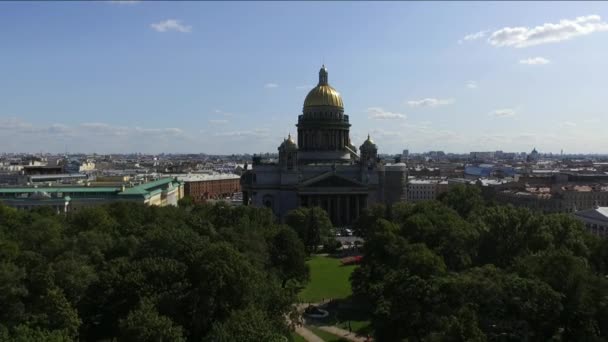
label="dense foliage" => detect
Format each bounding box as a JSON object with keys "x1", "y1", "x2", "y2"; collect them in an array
[
  {"x1": 0, "y1": 201, "x2": 308, "y2": 341},
  {"x1": 285, "y1": 206, "x2": 336, "y2": 254},
  {"x1": 353, "y1": 185, "x2": 608, "y2": 342}
]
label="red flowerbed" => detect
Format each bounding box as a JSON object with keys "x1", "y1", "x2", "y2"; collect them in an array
[{"x1": 340, "y1": 255, "x2": 363, "y2": 265}]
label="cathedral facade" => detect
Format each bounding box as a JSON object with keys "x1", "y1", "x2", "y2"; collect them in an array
[{"x1": 240, "y1": 66, "x2": 407, "y2": 225}]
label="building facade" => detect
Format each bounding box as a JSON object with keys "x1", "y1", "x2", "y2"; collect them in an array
[
  {"x1": 0, "y1": 178, "x2": 183, "y2": 213},
  {"x1": 574, "y1": 206, "x2": 608, "y2": 238},
  {"x1": 170, "y1": 174, "x2": 241, "y2": 203},
  {"x1": 406, "y1": 178, "x2": 449, "y2": 202},
  {"x1": 241, "y1": 66, "x2": 407, "y2": 225}
]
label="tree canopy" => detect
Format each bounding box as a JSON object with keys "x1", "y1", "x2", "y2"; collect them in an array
[
  {"x1": 285, "y1": 206, "x2": 335, "y2": 254},
  {"x1": 353, "y1": 185, "x2": 608, "y2": 341},
  {"x1": 0, "y1": 201, "x2": 306, "y2": 341}
]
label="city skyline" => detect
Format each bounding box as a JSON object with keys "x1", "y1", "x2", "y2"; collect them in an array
[{"x1": 1, "y1": 1, "x2": 607, "y2": 154}]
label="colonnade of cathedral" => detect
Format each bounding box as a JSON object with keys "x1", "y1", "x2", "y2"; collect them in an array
[
  {"x1": 299, "y1": 193, "x2": 367, "y2": 225},
  {"x1": 298, "y1": 129, "x2": 350, "y2": 151}
]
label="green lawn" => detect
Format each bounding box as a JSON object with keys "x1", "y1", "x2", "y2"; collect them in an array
[
  {"x1": 307, "y1": 326, "x2": 349, "y2": 342},
  {"x1": 337, "y1": 320, "x2": 372, "y2": 336},
  {"x1": 299, "y1": 255, "x2": 356, "y2": 303},
  {"x1": 291, "y1": 332, "x2": 307, "y2": 342}
]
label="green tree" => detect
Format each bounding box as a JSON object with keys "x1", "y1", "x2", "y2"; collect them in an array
[
  {"x1": 589, "y1": 236, "x2": 608, "y2": 276},
  {"x1": 433, "y1": 305, "x2": 487, "y2": 342},
  {"x1": 177, "y1": 195, "x2": 194, "y2": 208},
  {"x1": 207, "y1": 307, "x2": 287, "y2": 342},
  {"x1": 400, "y1": 201, "x2": 478, "y2": 270},
  {"x1": 269, "y1": 227, "x2": 309, "y2": 288},
  {"x1": 185, "y1": 243, "x2": 262, "y2": 339},
  {"x1": 475, "y1": 206, "x2": 548, "y2": 268},
  {"x1": 285, "y1": 207, "x2": 333, "y2": 253},
  {"x1": 0, "y1": 324, "x2": 72, "y2": 342},
  {"x1": 0, "y1": 261, "x2": 27, "y2": 327},
  {"x1": 438, "y1": 184, "x2": 485, "y2": 218},
  {"x1": 514, "y1": 249, "x2": 608, "y2": 340},
  {"x1": 32, "y1": 288, "x2": 81, "y2": 338},
  {"x1": 119, "y1": 299, "x2": 185, "y2": 342},
  {"x1": 354, "y1": 203, "x2": 388, "y2": 239}
]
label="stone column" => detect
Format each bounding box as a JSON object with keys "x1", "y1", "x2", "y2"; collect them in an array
[
  {"x1": 327, "y1": 195, "x2": 332, "y2": 222},
  {"x1": 355, "y1": 195, "x2": 360, "y2": 220},
  {"x1": 333, "y1": 131, "x2": 336, "y2": 149},
  {"x1": 346, "y1": 195, "x2": 351, "y2": 224},
  {"x1": 336, "y1": 195, "x2": 342, "y2": 226},
  {"x1": 333, "y1": 196, "x2": 338, "y2": 225}
]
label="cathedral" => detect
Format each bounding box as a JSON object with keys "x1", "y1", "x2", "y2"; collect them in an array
[{"x1": 241, "y1": 66, "x2": 407, "y2": 225}]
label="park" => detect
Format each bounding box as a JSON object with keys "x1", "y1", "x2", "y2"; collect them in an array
[{"x1": 294, "y1": 254, "x2": 372, "y2": 342}]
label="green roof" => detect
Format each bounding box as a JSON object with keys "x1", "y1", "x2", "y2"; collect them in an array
[
  {"x1": 0, "y1": 178, "x2": 181, "y2": 199},
  {"x1": 0, "y1": 187, "x2": 120, "y2": 194},
  {"x1": 118, "y1": 178, "x2": 179, "y2": 196}
]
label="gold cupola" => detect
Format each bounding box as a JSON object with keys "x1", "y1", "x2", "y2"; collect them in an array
[
  {"x1": 303, "y1": 65, "x2": 344, "y2": 109},
  {"x1": 360, "y1": 134, "x2": 377, "y2": 152}
]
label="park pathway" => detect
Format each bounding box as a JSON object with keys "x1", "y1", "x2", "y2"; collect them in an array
[
  {"x1": 295, "y1": 325, "x2": 324, "y2": 342},
  {"x1": 294, "y1": 301, "x2": 373, "y2": 341},
  {"x1": 318, "y1": 325, "x2": 369, "y2": 342}
]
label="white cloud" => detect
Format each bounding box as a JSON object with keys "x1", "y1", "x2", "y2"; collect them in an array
[
  {"x1": 164, "y1": 128, "x2": 183, "y2": 135},
  {"x1": 560, "y1": 121, "x2": 577, "y2": 127},
  {"x1": 213, "y1": 109, "x2": 233, "y2": 116},
  {"x1": 150, "y1": 19, "x2": 192, "y2": 33},
  {"x1": 209, "y1": 119, "x2": 229, "y2": 125},
  {"x1": 81, "y1": 122, "x2": 129, "y2": 136},
  {"x1": 134, "y1": 127, "x2": 184, "y2": 136},
  {"x1": 466, "y1": 81, "x2": 478, "y2": 89},
  {"x1": 79, "y1": 123, "x2": 183, "y2": 137},
  {"x1": 47, "y1": 123, "x2": 71, "y2": 134},
  {"x1": 367, "y1": 107, "x2": 406, "y2": 120},
  {"x1": 215, "y1": 128, "x2": 270, "y2": 138},
  {"x1": 264, "y1": 83, "x2": 279, "y2": 89},
  {"x1": 519, "y1": 57, "x2": 551, "y2": 65},
  {"x1": 488, "y1": 15, "x2": 608, "y2": 48},
  {"x1": 490, "y1": 109, "x2": 516, "y2": 118},
  {"x1": 407, "y1": 98, "x2": 454, "y2": 107},
  {"x1": 0, "y1": 118, "x2": 33, "y2": 131},
  {"x1": 459, "y1": 30, "x2": 488, "y2": 44},
  {"x1": 80, "y1": 122, "x2": 110, "y2": 130}
]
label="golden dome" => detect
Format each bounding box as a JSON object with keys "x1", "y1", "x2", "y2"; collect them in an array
[
  {"x1": 279, "y1": 133, "x2": 297, "y2": 150},
  {"x1": 303, "y1": 66, "x2": 344, "y2": 109},
  {"x1": 361, "y1": 134, "x2": 377, "y2": 150}
]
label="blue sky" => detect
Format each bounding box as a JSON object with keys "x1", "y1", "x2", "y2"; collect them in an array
[{"x1": 1, "y1": 1, "x2": 607, "y2": 154}]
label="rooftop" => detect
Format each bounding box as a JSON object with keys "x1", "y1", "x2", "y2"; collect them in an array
[
  {"x1": 119, "y1": 177, "x2": 179, "y2": 196},
  {"x1": 0, "y1": 178, "x2": 181, "y2": 198},
  {"x1": 0, "y1": 187, "x2": 120, "y2": 194},
  {"x1": 164, "y1": 173, "x2": 241, "y2": 182},
  {"x1": 575, "y1": 207, "x2": 608, "y2": 222}
]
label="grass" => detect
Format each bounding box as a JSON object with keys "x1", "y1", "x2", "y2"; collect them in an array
[
  {"x1": 307, "y1": 326, "x2": 349, "y2": 342},
  {"x1": 299, "y1": 255, "x2": 356, "y2": 303},
  {"x1": 336, "y1": 320, "x2": 373, "y2": 336},
  {"x1": 291, "y1": 332, "x2": 307, "y2": 342}
]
